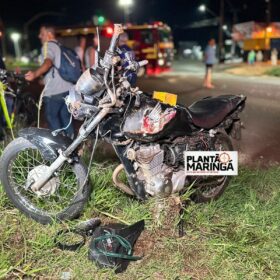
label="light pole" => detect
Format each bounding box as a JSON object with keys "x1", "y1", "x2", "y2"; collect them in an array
[
  {"x1": 198, "y1": 1, "x2": 225, "y2": 62},
  {"x1": 265, "y1": 0, "x2": 271, "y2": 25},
  {"x1": 10, "y1": 32, "x2": 21, "y2": 60},
  {"x1": 118, "y1": 0, "x2": 133, "y2": 23},
  {"x1": 218, "y1": 0, "x2": 225, "y2": 62}
]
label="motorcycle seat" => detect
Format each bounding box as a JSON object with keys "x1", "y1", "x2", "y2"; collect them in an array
[{"x1": 187, "y1": 95, "x2": 245, "y2": 129}]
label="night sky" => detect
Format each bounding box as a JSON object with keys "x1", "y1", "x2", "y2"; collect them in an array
[{"x1": 1, "y1": 0, "x2": 280, "y2": 49}]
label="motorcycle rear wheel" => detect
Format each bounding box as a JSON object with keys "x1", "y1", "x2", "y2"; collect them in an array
[
  {"x1": 0, "y1": 137, "x2": 91, "y2": 224},
  {"x1": 192, "y1": 133, "x2": 233, "y2": 203}
]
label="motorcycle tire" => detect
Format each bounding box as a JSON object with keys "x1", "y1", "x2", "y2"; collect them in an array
[
  {"x1": 0, "y1": 137, "x2": 92, "y2": 224},
  {"x1": 192, "y1": 133, "x2": 233, "y2": 203}
]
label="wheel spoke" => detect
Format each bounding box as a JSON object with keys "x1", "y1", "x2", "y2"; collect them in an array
[
  {"x1": 8, "y1": 148, "x2": 80, "y2": 216},
  {"x1": 194, "y1": 135, "x2": 231, "y2": 198}
]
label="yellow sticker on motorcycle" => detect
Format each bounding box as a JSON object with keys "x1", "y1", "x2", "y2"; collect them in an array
[{"x1": 153, "y1": 91, "x2": 177, "y2": 106}]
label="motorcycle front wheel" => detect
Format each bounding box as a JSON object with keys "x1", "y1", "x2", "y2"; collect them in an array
[{"x1": 0, "y1": 137, "x2": 92, "y2": 224}]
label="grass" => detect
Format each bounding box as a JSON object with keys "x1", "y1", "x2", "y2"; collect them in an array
[
  {"x1": 0, "y1": 158, "x2": 279, "y2": 279},
  {"x1": 225, "y1": 63, "x2": 276, "y2": 77},
  {"x1": 265, "y1": 67, "x2": 280, "y2": 77},
  {"x1": 5, "y1": 61, "x2": 39, "y2": 72}
]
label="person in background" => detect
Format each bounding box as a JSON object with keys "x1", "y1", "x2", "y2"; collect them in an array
[
  {"x1": 75, "y1": 35, "x2": 86, "y2": 71},
  {"x1": 271, "y1": 48, "x2": 278, "y2": 66},
  {"x1": 256, "y1": 50, "x2": 263, "y2": 62},
  {"x1": 247, "y1": 50, "x2": 256, "y2": 65},
  {"x1": 25, "y1": 24, "x2": 74, "y2": 138},
  {"x1": 84, "y1": 34, "x2": 98, "y2": 69},
  {"x1": 203, "y1": 38, "x2": 217, "y2": 89}
]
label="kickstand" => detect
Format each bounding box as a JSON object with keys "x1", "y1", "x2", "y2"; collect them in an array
[{"x1": 178, "y1": 200, "x2": 189, "y2": 237}]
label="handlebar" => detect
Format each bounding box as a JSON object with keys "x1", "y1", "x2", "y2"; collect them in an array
[
  {"x1": 108, "y1": 24, "x2": 123, "y2": 53},
  {"x1": 125, "y1": 60, "x2": 149, "y2": 71},
  {"x1": 138, "y1": 60, "x2": 149, "y2": 67},
  {"x1": 7, "y1": 71, "x2": 26, "y2": 81},
  {"x1": 0, "y1": 68, "x2": 27, "y2": 83}
]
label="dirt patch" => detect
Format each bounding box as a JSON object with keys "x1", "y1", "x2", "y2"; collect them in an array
[
  {"x1": 134, "y1": 196, "x2": 183, "y2": 258},
  {"x1": 225, "y1": 63, "x2": 274, "y2": 76}
]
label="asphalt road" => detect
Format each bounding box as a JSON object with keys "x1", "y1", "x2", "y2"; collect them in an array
[{"x1": 138, "y1": 63, "x2": 280, "y2": 166}]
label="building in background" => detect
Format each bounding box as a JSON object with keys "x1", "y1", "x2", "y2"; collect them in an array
[{"x1": 232, "y1": 21, "x2": 280, "y2": 61}]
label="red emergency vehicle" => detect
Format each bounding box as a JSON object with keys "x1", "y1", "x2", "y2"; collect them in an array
[{"x1": 56, "y1": 22, "x2": 174, "y2": 76}]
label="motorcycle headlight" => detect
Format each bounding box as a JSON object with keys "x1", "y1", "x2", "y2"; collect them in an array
[{"x1": 75, "y1": 68, "x2": 104, "y2": 97}]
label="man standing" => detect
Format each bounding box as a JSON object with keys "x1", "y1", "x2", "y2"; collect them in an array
[
  {"x1": 25, "y1": 25, "x2": 74, "y2": 137},
  {"x1": 247, "y1": 50, "x2": 256, "y2": 65},
  {"x1": 203, "y1": 38, "x2": 217, "y2": 89}
]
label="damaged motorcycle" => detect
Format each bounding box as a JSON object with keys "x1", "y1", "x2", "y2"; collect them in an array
[{"x1": 0, "y1": 25, "x2": 246, "y2": 224}]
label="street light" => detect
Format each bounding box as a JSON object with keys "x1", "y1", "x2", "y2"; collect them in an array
[
  {"x1": 198, "y1": 3, "x2": 225, "y2": 62},
  {"x1": 198, "y1": 4, "x2": 206, "y2": 12},
  {"x1": 10, "y1": 32, "x2": 22, "y2": 60},
  {"x1": 11, "y1": 32, "x2": 21, "y2": 42},
  {"x1": 198, "y1": 4, "x2": 217, "y2": 17},
  {"x1": 119, "y1": 0, "x2": 133, "y2": 6},
  {"x1": 118, "y1": 0, "x2": 133, "y2": 23}
]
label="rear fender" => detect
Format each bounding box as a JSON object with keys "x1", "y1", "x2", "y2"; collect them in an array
[
  {"x1": 236, "y1": 95, "x2": 246, "y2": 112},
  {"x1": 18, "y1": 128, "x2": 72, "y2": 161},
  {"x1": 225, "y1": 95, "x2": 246, "y2": 139},
  {"x1": 228, "y1": 120, "x2": 242, "y2": 140}
]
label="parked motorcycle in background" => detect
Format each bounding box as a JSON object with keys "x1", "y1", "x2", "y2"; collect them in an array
[
  {"x1": 0, "y1": 70, "x2": 37, "y2": 141},
  {"x1": 0, "y1": 24, "x2": 246, "y2": 224}
]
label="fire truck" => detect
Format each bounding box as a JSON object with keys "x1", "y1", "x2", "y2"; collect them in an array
[
  {"x1": 124, "y1": 22, "x2": 174, "y2": 75},
  {"x1": 56, "y1": 22, "x2": 174, "y2": 76}
]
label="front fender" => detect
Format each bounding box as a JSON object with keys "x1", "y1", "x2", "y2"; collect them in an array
[{"x1": 18, "y1": 128, "x2": 72, "y2": 161}]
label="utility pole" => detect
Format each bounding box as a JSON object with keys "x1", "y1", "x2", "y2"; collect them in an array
[
  {"x1": 218, "y1": 0, "x2": 225, "y2": 62},
  {"x1": 118, "y1": 0, "x2": 133, "y2": 23},
  {"x1": 264, "y1": 0, "x2": 272, "y2": 61},
  {"x1": 124, "y1": 6, "x2": 130, "y2": 23},
  {"x1": 266, "y1": 0, "x2": 272, "y2": 25}
]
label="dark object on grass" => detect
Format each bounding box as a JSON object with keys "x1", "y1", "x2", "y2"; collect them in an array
[
  {"x1": 88, "y1": 220, "x2": 145, "y2": 273},
  {"x1": 54, "y1": 229, "x2": 86, "y2": 251},
  {"x1": 75, "y1": 218, "x2": 101, "y2": 236},
  {"x1": 54, "y1": 218, "x2": 101, "y2": 251},
  {"x1": 178, "y1": 198, "x2": 191, "y2": 237}
]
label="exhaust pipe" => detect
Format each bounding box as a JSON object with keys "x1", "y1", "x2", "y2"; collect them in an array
[{"x1": 112, "y1": 164, "x2": 135, "y2": 196}]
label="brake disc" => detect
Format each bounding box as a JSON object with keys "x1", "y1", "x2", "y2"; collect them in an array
[{"x1": 26, "y1": 165, "x2": 60, "y2": 197}]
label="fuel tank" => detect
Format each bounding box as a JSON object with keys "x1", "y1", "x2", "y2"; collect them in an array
[{"x1": 122, "y1": 93, "x2": 194, "y2": 142}]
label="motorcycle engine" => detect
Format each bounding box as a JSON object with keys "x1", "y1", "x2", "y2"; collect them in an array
[
  {"x1": 127, "y1": 144, "x2": 186, "y2": 197},
  {"x1": 127, "y1": 135, "x2": 210, "y2": 197}
]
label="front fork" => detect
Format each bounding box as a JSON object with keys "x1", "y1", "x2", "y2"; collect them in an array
[
  {"x1": 0, "y1": 83, "x2": 14, "y2": 139},
  {"x1": 30, "y1": 108, "x2": 110, "y2": 192}
]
